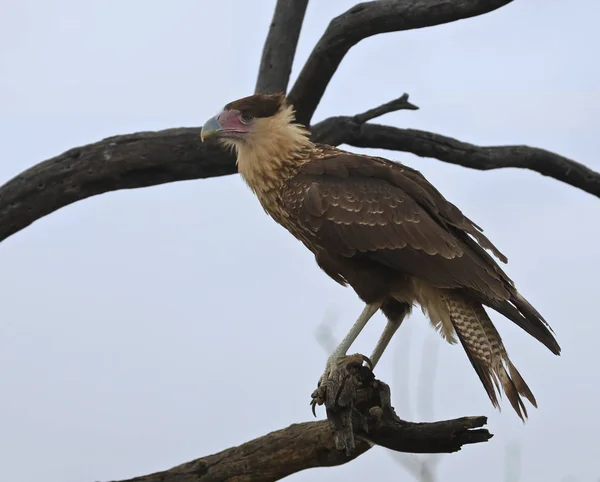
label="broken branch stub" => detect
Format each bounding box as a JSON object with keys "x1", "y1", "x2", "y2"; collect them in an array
[{"x1": 311, "y1": 354, "x2": 493, "y2": 457}]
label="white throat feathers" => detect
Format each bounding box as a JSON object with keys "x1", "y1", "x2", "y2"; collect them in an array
[{"x1": 221, "y1": 105, "x2": 313, "y2": 195}]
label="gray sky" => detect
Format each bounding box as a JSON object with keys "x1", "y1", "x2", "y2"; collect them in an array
[{"x1": 1, "y1": 1, "x2": 599, "y2": 481}]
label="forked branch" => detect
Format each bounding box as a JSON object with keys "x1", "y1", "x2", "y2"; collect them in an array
[{"x1": 288, "y1": 0, "x2": 514, "y2": 125}]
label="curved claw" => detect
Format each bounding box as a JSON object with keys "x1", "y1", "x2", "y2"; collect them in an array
[
  {"x1": 344, "y1": 353, "x2": 373, "y2": 371},
  {"x1": 311, "y1": 388, "x2": 324, "y2": 417},
  {"x1": 361, "y1": 354, "x2": 373, "y2": 370},
  {"x1": 310, "y1": 396, "x2": 324, "y2": 417},
  {"x1": 310, "y1": 353, "x2": 373, "y2": 417}
]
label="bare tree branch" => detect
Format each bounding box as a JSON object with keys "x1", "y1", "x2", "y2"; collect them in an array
[
  {"x1": 353, "y1": 93, "x2": 419, "y2": 123},
  {"x1": 312, "y1": 116, "x2": 600, "y2": 198},
  {"x1": 288, "y1": 0, "x2": 514, "y2": 126},
  {"x1": 112, "y1": 421, "x2": 370, "y2": 482},
  {"x1": 110, "y1": 419, "x2": 490, "y2": 482},
  {"x1": 255, "y1": 0, "x2": 309, "y2": 94},
  {"x1": 2, "y1": 111, "x2": 597, "y2": 246},
  {"x1": 0, "y1": 128, "x2": 236, "y2": 244},
  {"x1": 110, "y1": 364, "x2": 491, "y2": 482}
]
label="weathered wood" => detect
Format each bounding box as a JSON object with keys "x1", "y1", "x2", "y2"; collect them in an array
[
  {"x1": 3, "y1": 99, "x2": 597, "y2": 245},
  {"x1": 111, "y1": 359, "x2": 491, "y2": 482},
  {"x1": 0, "y1": 128, "x2": 234, "y2": 244},
  {"x1": 255, "y1": 0, "x2": 309, "y2": 94},
  {"x1": 312, "y1": 116, "x2": 600, "y2": 198}
]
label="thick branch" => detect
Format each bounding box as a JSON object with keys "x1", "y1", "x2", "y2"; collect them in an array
[
  {"x1": 110, "y1": 360, "x2": 491, "y2": 482},
  {"x1": 312, "y1": 116, "x2": 600, "y2": 198},
  {"x1": 1, "y1": 114, "x2": 598, "y2": 246},
  {"x1": 111, "y1": 421, "x2": 489, "y2": 482},
  {"x1": 111, "y1": 421, "x2": 370, "y2": 482},
  {"x1": 0, "y1": 129, "x2": 236, "y2": 244},
  {"x1": 288, "y1": 0, "x2": 514, "y2": 126},
  {"x1": 255, "y1": 0, "x2": 309, "y2": 94}
]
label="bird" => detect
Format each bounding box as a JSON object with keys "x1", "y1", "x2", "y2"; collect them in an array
[{"x1": 200, "y1": 92, "x2": 560, "y2": 420}]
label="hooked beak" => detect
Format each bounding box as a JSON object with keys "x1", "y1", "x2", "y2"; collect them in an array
[{"x1": 200, "y1": 116, "x2": 222, "y2": 142}]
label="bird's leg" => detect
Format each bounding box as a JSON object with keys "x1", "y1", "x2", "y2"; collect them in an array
[
  {"x1": 319, "y1": 302, "x2": 381, "y2": 386},
  {"x1": 369, "y1": 317, "x2": 405, "y2": 368}
]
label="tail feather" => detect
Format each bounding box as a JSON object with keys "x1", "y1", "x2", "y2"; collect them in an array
[
  {"x1": 507, "y1": 359, "x2": 536, "y2": 408},
  {"x1": 443, "y1": 292, "x2": 537, "y2": 421},
  {"x1": 456, "y1": 222, "x2": 560, "y2": 356},
  {"x1": 483, "y1": 296, "x2": 560, "y2": 355},
  {"x1": 511, "y1": 292, "x2": 561, "y2": 354}
]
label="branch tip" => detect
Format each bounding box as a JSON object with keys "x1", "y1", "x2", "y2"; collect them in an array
[{"x1": 353, "y1": 93, "x2": 419, "y2": 124}]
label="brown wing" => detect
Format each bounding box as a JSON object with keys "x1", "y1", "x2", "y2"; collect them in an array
[
  {"x1": 282, "y1": 150, "x2": 559, "y2": 354},
  {"x1": 282, "y1": 151, "x2": 513, "y2": 301}
]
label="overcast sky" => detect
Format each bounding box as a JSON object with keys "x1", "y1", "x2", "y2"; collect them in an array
[{"x1": 1, "y1": 1, "x2": 599, "y2": 481}]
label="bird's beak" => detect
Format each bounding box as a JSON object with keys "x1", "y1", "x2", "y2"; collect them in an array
[{"x1": 200, "y1": 116, "x2": 222, "y2": 142}]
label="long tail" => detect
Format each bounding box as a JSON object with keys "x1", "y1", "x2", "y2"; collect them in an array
[
  {"x1": 443, "y1": 292, "x2": 537, "y2": 421},
  {"x1": 482, "y1": 292, "x2": 561, "y2": 356}
]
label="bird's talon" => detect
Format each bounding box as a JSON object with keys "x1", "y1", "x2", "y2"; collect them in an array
[
  {"x1": 310, "y1": 386, "x2": 325, "y2": 416},
  {"x1": 310, "y1": 399, "x2": 321, "y2": 417},
  {"x1": 361, "y1": 354, "x2": 373, "y2": 369}
]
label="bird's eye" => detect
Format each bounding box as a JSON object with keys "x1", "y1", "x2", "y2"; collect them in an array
[{"x1": 240, "y1": 112, "x2": 254, "y2": 124}]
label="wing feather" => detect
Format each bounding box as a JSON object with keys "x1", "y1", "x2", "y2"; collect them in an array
[
  {"x1": 280, "y1": 150, "x2": 559, "y2": 355},
  {"x1": 281, "y1": 153, "x2": 511, "y2": 301}
]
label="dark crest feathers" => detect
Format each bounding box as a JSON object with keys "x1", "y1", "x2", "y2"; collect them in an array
[{"x1": 224, "y1": 92, "x2": 286, "y2": 119}]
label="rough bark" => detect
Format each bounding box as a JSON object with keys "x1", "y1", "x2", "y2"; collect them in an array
[
  {"x1": 312, "y1": 116, "x2": 600, "y2": 198},
  {"x1": 110, "y1": 360, "x2": 491, "y2": 482},
  {"x1": 0, "y1": 128, "x2": 232, "y2": 244},
  {"x1": 114, "y1": 421, "x2": 370, "y2": 482},
  {"x1": 3, "y1": 95, "x2": 597, "y2": 245},
  {"x1": 113, "y1": 417, "x2": 489, "y2": 482},
  {"x1": 255, "y1": 0, "x2": 309, "y2": 94}
]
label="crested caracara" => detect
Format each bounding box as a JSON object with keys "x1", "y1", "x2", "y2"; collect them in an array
[{"x1": 200, "y1": 92, "x2": 560, "y2": 420}]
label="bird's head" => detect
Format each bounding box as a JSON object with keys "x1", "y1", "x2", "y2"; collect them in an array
[{"x1": 200, "y1": 93, "x2": 311, "y2": 156}]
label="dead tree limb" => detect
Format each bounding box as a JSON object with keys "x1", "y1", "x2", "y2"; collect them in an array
[
  {"x1": 110, "y1": 360, "x2": 491, "y2": 482},
  {"x1": 311, "y1": 111, "x2": 600, "y2": 198},
  {"x1": 255, "y1": 0, "x2": 309, "y2": 94},
  {"x1": 0, "y1": 129, "x2": 232, "y2": 244},
  {"x1": 288, "y1": 0, "x2": 514, "y2": 126},
  {"x1": 353, "y1": 93, "x2": 419, "y2": 123},
  {"x1": 3, "y1": 93, "x2": 597, "y2": 244}
]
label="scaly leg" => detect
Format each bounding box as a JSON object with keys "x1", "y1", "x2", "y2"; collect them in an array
[
  {"x1": 369, "y1": 317, "x2": 405, "y2": 368},
  {"x1": 318, "y1": 302, "x2": 382, "y2": 386}
]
